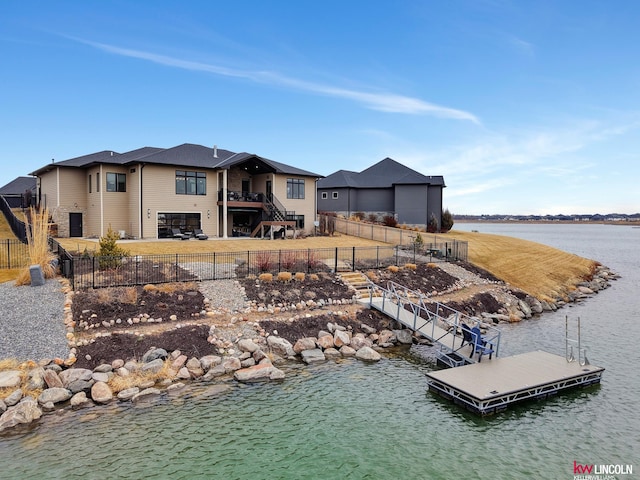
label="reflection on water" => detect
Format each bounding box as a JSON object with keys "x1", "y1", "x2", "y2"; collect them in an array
[{"x1": 1, "y1": 223, "x2": 638, "y2": 479}]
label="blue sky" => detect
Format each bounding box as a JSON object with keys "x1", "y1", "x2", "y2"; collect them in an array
[{"x1": 1, "y1": 0, "x2": 639, "y2": 215}]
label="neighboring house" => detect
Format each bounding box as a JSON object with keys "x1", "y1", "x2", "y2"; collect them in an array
[
  {"x1": 0, "y1": 176, "x2": 37, "y2": 208},
  {"x1": 30, "y1": 143, "x2": 321, "y2": 239},
  {"x1": 317, "y1": 158, "x2": 445, "y2": 228}
]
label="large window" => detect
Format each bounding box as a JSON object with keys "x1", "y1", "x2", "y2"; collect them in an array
[
  {"x1": 157, "y1": 212, "x2": 202, "y2": 238},
  {"x1": 106, "y1": 173, "x2": 126, "y2": 192},
  {"x1": 287, "y1": 178, "x2": 305, "y2": 199},
  {"x1": 176, "y1": 170, "x2": 206, "y2": 195},
  {"x1": 286, "y1": 214, "x2": 305, "y2": 229}
]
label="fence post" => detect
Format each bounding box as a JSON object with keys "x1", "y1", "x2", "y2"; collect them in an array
[
  {"x1": 175, "y1": 254, "x2": 179, "y2": 281},
  {"x1": 213, "y1": 252, "x2": 216, "y2": 280},
  {"x1": 352, "y1": 246, "x2": 355, "y2": 272},
  {"x1": 6, "y1": 239, "x2": 10, "y2": 269},
  {"x1": 334, "y1": 247, "x2": 338, "y2": 273},
  {"x1": 376, "y1": 246, "x2": 379, "y2": 267}
]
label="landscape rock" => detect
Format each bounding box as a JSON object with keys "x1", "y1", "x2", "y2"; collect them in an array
[
  {"x1": 142, "y1": 348, "x2": 168, "y2": 363},
  {"x1": 334, "y1": 330, "x2": 351, "y2": 347},
  {"x1": 394, "y1": 329, "x2": 413, "y2": 345},
  {"x1": 300, "y1": 348, "x2": 326, "y2": 364},
  {"x1": 4, "y1": 389, "x2": 23, "y2": 407},
  {"x1": 117, "y1": 387, "x2": 140, "y2": 401},
  {"x1": 0, "y1": 370, "x2": 22, "y2": 389},
  {"x1": 0, "y1": 397, "x2": 42, "y2": 432},
  {"x1": 26, "y1": 367, "x2": 46, "y2": 391},
  {"x1": 70, "y1": 391, "x2": 91, "y2": 408},
  {"x1": 340, "y1": 345, "x2": 357, "y2": 357},
  {"x1": 234, "y1": 363, "x2": 285, "y2": 382},
  {"x1": 37, "y1": 387, "x2": 72, "y2": 405},
  {"x1": 323, "y1": 347, "x2": 341, "y2": 359},
  {"x1": 316, "y1": 334, "x2": 335, "y2": 349},
  {"x1": 141, "y1": 358, "x2": 165, "y2": 373},
  {"x1": 237, "y1": 339, "x2": 259, "y2": 353},
  {"x1": 267, "y1": 336, "x2": 296, "y2": 357},
  {"x1": 293, "y1": 337, "x2": 317, "y2": 353},
  {"x1": 43, "y1": 369, "x2": 64, "y2": 388},
  {"x1": 59, "y1": 368, "x2": 93, "y2": 388},
  {"x1": 199, "y1": 355, "x2": 222, "y2": 372},
  {"x1": 223, "y1": 357, "x2": 242, "y2": 373},
  {"x1": 91, "y1": 381, "x2": 113, "y2": 404},
  {"x1": 355, "y1": 346, "x2": 382, "y2": 361},
  {"x1": 131, "y1": 388, "x2": 161, "y2": 403}
]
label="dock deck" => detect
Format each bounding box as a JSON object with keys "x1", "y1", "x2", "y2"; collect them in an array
[{"x1": 426, "y1": 350, "x2": 604, "y2": 414}]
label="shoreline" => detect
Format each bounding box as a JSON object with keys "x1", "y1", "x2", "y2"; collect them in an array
[{"x1": 0, "y1": 256, "x2": 618, "y2": 435}]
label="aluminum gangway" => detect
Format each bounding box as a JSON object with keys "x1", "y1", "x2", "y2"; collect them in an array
[{"x1": 364, "y1": 280, "x2": 501, "y2": 366}]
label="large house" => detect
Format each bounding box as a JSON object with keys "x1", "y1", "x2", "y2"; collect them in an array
[
  {"x1": 30, "y1": 143, "x2": 321, "y2": 239},
  {"x1": 317, "y1": 158, "x2": 445, "y2": 228}
]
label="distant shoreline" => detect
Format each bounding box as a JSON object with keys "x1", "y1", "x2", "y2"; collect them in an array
[{"x1": 454, "y1": 219, "x2": 640, "y2": 226}]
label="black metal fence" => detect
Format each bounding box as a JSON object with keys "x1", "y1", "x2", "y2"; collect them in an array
[
  {"x1": 0, "y1": 196, "x2": 27, "y2": 243},
  {"x1": 0, "y1": 238, "x2": 31, "y2": 269},
  {"x1": 49, "y1": 239, "x2": 467, "y2": 290}
]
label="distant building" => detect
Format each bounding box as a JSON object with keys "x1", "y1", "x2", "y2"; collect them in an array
[
  {"x1": 0, "y1": 176, "x2": 37, "y2": 208},
  {"x1": 317, "y1": 158, "x2": 445, "y2": 228}
]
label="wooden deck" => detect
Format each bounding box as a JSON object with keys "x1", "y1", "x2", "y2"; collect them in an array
[{"x1": 426, "y1": 350, "x2": 604, "y2": 414}]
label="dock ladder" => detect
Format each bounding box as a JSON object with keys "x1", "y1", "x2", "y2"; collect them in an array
[{"x1": 565, "y1": 316, "x2": 589, "y2": 366}]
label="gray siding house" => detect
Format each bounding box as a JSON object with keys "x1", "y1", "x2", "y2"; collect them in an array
[
  {"x1": 317, "y1": 158, "x2": 445, "y2": 228},
  {"x1": 0, "y1": 176, "x2": 37, "y2": 208}
]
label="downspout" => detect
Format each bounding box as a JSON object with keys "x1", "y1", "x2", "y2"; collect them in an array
[
  {"x1": 139, "y1": 163, "x2": 145, "y2": 239},
  {"x1": 55, "y1": 167, "x2": 60, "y2": 207},
  {"x1": 222, "y1": 168, "x2": 228, "y2": 238},
  {"x1": 99, "y1": 164, "x2": 104, "y2": 237}
]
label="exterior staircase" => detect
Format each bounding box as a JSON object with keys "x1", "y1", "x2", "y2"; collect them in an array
[{"x1": 338, "y1": 271, "x2": 379, "y2": 299}]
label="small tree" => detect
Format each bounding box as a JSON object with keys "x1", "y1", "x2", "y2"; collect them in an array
[
  {"x1": 98, "y1": 225, "x2": 130, "y2": 269},
  {"x1": 414, "y1": 232, "x2": 424, "y2": 250},
  {"x1": 426, "y1": 213, "x2": 439, "y2": 233},
  {"x1": 441, "y1": 208, "x2": 454, "y2": 232}
]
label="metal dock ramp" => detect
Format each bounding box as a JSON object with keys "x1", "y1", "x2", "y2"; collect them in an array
[
  {"x1": 362, "y1": 283, "x2": 605, "y2": 415},
  {"x1": 426, "y1": 350, "x2": 604, "y2": 415}
]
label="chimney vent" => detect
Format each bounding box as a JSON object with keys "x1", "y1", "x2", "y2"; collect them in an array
[{"x1": 213, "y1": 145, "x2": 218, "y2": 158}]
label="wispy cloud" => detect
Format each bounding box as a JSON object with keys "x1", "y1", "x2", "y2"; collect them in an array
[{"x1": 71, "y1": 37, "x2": 480, "y2": 123}]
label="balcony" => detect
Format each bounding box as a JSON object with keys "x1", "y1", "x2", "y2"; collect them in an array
[{"x1": 217, "y1": 190, "x2": 265, "y2": 207}]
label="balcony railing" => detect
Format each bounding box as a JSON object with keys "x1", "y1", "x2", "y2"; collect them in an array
[{"x1": 217, "y1": 190, "x2": 264, "y2": 202}]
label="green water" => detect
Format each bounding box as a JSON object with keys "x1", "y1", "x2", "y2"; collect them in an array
[{"x1": 1, "y1": 224, "x2": 638, "y2": 479}]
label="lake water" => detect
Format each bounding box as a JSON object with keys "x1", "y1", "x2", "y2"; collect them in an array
[{"x1": 1, "y1": 223, "x2": 638, "y2": 479}]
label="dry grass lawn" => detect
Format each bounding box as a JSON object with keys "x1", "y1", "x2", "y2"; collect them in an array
[
  {"x1": 446, "y1": 229, "x2": 597, "y2": 300},
  {"x1": 56, "y1": 233, "x2": 390, "y2": 256}
]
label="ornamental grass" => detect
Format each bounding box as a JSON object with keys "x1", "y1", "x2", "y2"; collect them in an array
[{"x1": 15, "y1": 208, "x2": 57, "y2": 286}]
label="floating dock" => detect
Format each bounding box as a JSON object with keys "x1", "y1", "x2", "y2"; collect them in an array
[
  {"x1": 363, "y1": 281, "x2": 605, "y2": 415},
  {"x1": 426, "y1": 350, "x2": 604, "y2": 415}
]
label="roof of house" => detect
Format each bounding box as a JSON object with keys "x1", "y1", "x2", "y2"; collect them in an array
[
  {"x1": 318, "y1": 157, "x2": 445, "y2": 189},
  {"x1": 0, "y1": 176, "x2": 37, "y2": 195},
  {"x1": 30, "y1": 143, "x2": 321, "y2": 177}
]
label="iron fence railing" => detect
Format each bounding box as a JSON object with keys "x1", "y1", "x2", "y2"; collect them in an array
[
  {"x1": 0, "y1": 196, "x2": 27, "y2": 243},
  {"x1": 0, "y1": 238, "x2": 31, "y2": 269}
]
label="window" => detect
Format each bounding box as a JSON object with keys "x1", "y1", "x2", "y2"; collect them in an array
[
  {"x1": 96, "y1": 172, "x2": 100, "y2": 192},
  {"x1": 287, "y1": 178, "x2": 305, "y2": 199},
  {"x1": 106, "y1": 173, "x2": 126, "y2": 192},
  {"x1": 321, "y1": 192, "x2": 327, "y2": 199},
  {"x1": 332, "y1": 192, "x2": 339, "y2": 199},
  {"x1": 157, "y1": 212, "x2": 202, "y2": 238},
  {"x1": 176, "y1": 170, "x2": 206, "y2": 195},
  {"x1": 89, "y1": 174, "x2": 92, "y2": 193},
  {"x1": 286, "y1": 214, "x2": 305, "y2": 229}
]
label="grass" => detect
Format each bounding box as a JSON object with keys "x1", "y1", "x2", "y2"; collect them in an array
[
  {"x1": 56, "y1": 233, "x2": 391, "y2": 256},
  {"x1": 445, "y1": 229, "x2": 597, "y2": 300}
]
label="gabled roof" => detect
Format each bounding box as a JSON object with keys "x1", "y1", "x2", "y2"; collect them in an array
[
  {"x1": 29, "y1": 143, "x2": 321, "y2": 177},
  {"x1": 318, "y1": 157, "x2": 445, "y2": 189},
  {"x1": 0, "y1": 176, "x2": 37, "y2": 195}
]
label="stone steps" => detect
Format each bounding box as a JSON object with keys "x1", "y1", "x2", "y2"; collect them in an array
[{"x1": 338, "y1": 272, "x2": 380, "y2": 299}]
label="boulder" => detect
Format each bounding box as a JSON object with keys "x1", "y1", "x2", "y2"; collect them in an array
[
  {"x1": 360, "y1": 323, "x2": 377, "y2": 335},
  {"x1": 316, "y1": 335, "x2": 335, "y2": 350},
  {"x1": 186, "y1": 358, "x2": 204, "y2": 378},
  {"x1": 223, "y1": 357, "x2": 242, "y2": 373},
  {"x1": 0, "y1": 399, "x2": 6, "y2": 413},
  {"x1": 240, "y1": 358, "x2": 256, "y2": 368},
  {"x1": 176, "y1": 367, "x2": 191, "y2": 380},
  {"x1": 37, "y1": 387, "x2": 72, "y2": 405},
  {"x1": 518, "y1": 300, "x2": 532, "y2": 318},
  {"x1": 378, "y1": 330, "x2": 396, "y2": 344},
  {"x1": 199, "y1": 355, "x2": 222, "y2": 372},
  {"x1": 59, "y1": 368, "x2": 93, "y2": 388},
  {"x1": 350, "y1": 335, "x2": 372, "y2": 351},
  {"x1": 340, "y1": 345, "x2": 357, "y2": 357},
  {"x1": 323, "y1": 347, "x2": 341, "y2": 359},
  {"x1": 300, "y1": 349, "x2": 326, "y2": 364},
  {"x1": 141, "y1": 358, "x2": 165, "y2": 373},
  {"x1": 0, "y1": 370, "x2": 22, "y2": 389},
  {"x1": 234, "y1": 363, "x2": 286, "y2": 382},
  {"x1": 394, "y1": 329, "x2": 413, "y2": 345},
  {"x1": 166, "y1": 382, "x2": 186, "y2": 393},
  {"x1": 202, "y1": 364, "x2": 227, "y2": 381},
  {"x1": 355, "y1": 346, "x2": 382, "y2": 361},
  {"x1": 26, "y1": 367, "x2": 46, "y2": 391},
  {"x1": 131, "y1": 388, "x2": 161, "y2": 403},
  {"x1": 67, "y1": 379, "x2": 95, "y2": 394},
  {"x1": 4, "y1": 389, "x2": 23, "y2": 407},
  {"x1": 333, "y1": 330, "x2": 351, "y2": 347},
  {"x1": 43, "y1": 369, "x2": 63, "y2": 389},
  {"x1": 142, "y1": 348, "x2": 168, "y2": 363},
  {"x1": 293, "y1": 337, "x2": 317, "y2": 353},
  {"x1": 171, "y1": 354, "x2": 188, "y2": 371},
  {"x1": 70, "y1": 391, "x2": 91, "y2": 409},
  {"x1": 92, "y1": 372, "x2": 110, "y2": 383},
  {"x1": 237, "y1": 339, "x2": 259, "y2": 353},
  {"x1": 0, "y1": 397, "x2": 42, "y2": 432},
  {"x1": 91, "y1": 381, "x2": 113, "y2": 404},
  {"x1": 266, "y1": 336, "x2": 296, "y2": 357},
  {"x1": 117, "y1": 387, "x2": 140, "y2": 401},
  {"x1": 94, "y1": 364, "x2": 113, "y2": 373},
  {"x1": 253, "y1": 349, "x2": 268, "y2": 363}
]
